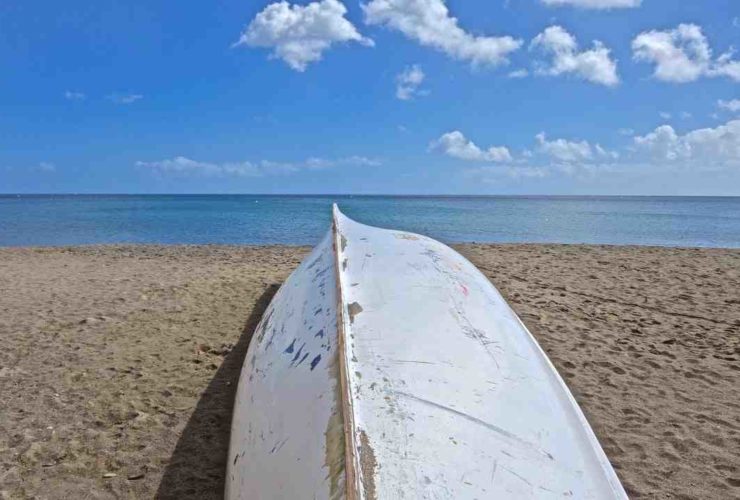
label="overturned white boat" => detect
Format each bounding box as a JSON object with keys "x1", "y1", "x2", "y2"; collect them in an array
[{"x1": 227, "y1": 205, "x2": 627, "y2": 499}]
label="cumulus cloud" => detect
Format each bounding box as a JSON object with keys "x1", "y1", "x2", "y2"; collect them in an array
[
  {"x1": 530, "y1": 26, "x2": 619, "y2": 86},
  {"x1": 536, "y1": 132, "x2": 603, "y2": 162},
  {"x1": 64, "y1": 91, "x2": 85, "y2": 101},
  {"x1": 395, "y1": 64, "x2": 426, "y2": 100},
  {"x1": 431, "y1": 131, "x2": 512, "y2": 162},
  {"x1": 633, "y1": 120, "x2": 740, "y2": 166},
  {"x1": 507, "y1": 68, "x2": 529, "y2": 78},
  {"x1": 536, "y1": 133, "x2": 593, "y2": 163},
  {"x1": 107, "y1": 93, "x2": 143, "y2": 104},
  {"x1": 432, "y1": 129, "x2": 616, "y2": 174},
  {"x1": 534, "y1": 121, "x2": 739, "y2": 170},
  {"x1": 718, "y1": 99, "x2": 740, "y2": 113},
  {"x1": 540, "y1": 0, "x2": 641, "y2": 8},
  {"x1": 234, "y1": 0, "x2": 373, "y2": 71},
  {"x1": 137, "y1": 155, "x2": 380, "y2": 177},
  {"x1": 362, "y1": 0, "x2": 521, "y2": 66},
  {"x1": 632, "y1": 23, "x2": 740, "y2": 83},
  {"x1": 454, "y1": 118, "x2": 740, "y2": 185}
]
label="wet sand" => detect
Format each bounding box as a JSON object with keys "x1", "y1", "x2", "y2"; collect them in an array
[{"x1": 0, "y1": 244, "x2": 738, "y2": 499}]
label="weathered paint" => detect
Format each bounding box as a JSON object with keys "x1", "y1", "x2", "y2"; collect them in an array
[
  {"x1": 227, "y1": 206, "x2": 628, "y2": 499},
  {"x1": 226, "y1": 228, "x2": 345, "y2": 500}
]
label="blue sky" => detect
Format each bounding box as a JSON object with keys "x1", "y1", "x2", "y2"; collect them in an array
[{"x1": 1, "y1": 0, "x2": 739, "y2": 195}]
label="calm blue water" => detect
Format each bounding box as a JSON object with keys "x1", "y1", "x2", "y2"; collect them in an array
[{"x1": 1, "y1": 195, "x2": 739, "y2": 248}]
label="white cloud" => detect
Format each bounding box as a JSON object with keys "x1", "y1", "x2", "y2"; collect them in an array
[
  {"x1": 541, "y1": 0, "x2": 641, "y2": 8},
  {"x1": 659, "y1": 111, "x2": 672, "y2": 120},
  {"x1": 234, "y1": 0, "x2": 373, "y2": 71},
  {"x1": 34, "y1": 162, "x2": 56, "y2": 173},
  {"x1": 64, "y1": 91, "x2": 85, "y2": 101},
  {"x1": 506, "y1": 166, "x2": 549, "y2": 178},
  {"x1": 431, "y1": 131, "x2": 512, "y2": 162},
  {"x1": 713, "y1": 53, "x2": 740, "y2": 81},
  {"x1": 137, "y1": 157, "x2": 262, "y2": 177},
  {"x1": 536, "y1": 133, "x2": 592, "y2": 162},
  {"x1": 680, "y1": 111, "x2": 692, "y2": 119},
  {"x1": 535, "y1": 132, "x2": 617, "y2": 162},
  {"x1": 448, "y1": 119, "x2": 740, "y2": 184},
  {"x1": 718, "y1": 99, "x2": 740, "y2": 113},
  {"x1": 432, "y1": 129, "x2": 616, "y2": 175},
  {"x1": 507, "y1": 68, "x2": 529, "y2": 78},
  {"x1": 107, "y1": 93, "x2": 143, "y2": 104},
  {"x1": 618, "y1": 128, "x2": 635, "y2": 136},
  {"x1": 530, "y1": 25, "x2": 619, "y2": 86},
  {"x1": 465, "y1": 165, "x2": 549, "y2": 181},
  {"x1": 137, "y1": 155, "x2": 380, "y2": 177},
  {"x1": 396, "y1": 64, "x2": 426, "y2": 100},
  {"x1": 362, "y1": 0, "x2": 522, "y2": 66},
  {"x1": 304, "y1": 155, "x2": 382, "y2": 168},
  {"x1": 633, "y1": 119, "x2": 740, "y2": 167},
  {"x1": 632, "y1": 23, "x2": 740, "y2": 83}
]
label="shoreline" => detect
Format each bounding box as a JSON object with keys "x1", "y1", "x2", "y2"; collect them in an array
[
  {"x1": 1, "y1": 244, "x2": 738, "y2": 498},
  {"x1": 2, "y1": 240, "x2": 740, "y2": 250}
]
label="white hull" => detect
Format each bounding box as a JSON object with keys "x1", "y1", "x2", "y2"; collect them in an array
[{"x1": 227, "y1": 205, "x2": 627, "y2": 499}]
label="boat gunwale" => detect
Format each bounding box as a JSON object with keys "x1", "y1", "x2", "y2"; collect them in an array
[{"x1": 332, "y1": 204, "x2": 361, "y2": 500}]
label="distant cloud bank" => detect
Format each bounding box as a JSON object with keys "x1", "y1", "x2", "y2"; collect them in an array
[
  {"x1": 433, "y1": 118, "x2": 740, "y2": 180},
  {"x1": 137, "y1": 155, "x2": 381, "y2": 177},
  {"x1": 634, "y1": 120, "x2": 740, "y2": 166}
]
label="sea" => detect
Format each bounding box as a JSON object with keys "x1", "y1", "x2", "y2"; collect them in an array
[{"x1": 1, "y1": 195, "x2": 739, "y2": 248}]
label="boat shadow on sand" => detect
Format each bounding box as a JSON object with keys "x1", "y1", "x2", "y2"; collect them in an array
[{"x1": 155, "y1": 283, "x2": 281, "y2": 499}]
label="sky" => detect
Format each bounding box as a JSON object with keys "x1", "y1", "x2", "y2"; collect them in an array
[{"x1": 0, "y1": 0, "x2": 739, "y2": 195}]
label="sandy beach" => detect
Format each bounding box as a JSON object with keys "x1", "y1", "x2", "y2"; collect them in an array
[{"x1": 1, "y1": 243, "x2": 739, "y2": 499}]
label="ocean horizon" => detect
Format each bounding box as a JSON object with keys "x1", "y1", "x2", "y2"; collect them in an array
[{"x1": 1, "y1": 194, "x2": 739, "y2": 248}]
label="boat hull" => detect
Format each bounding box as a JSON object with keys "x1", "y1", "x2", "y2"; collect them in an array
[
  {"x1": 226, "y1": 228, "x2": 346, "y2": 499},
  {"x1": 227, "y1": 205, "x2": 627, "y2": 499}
]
